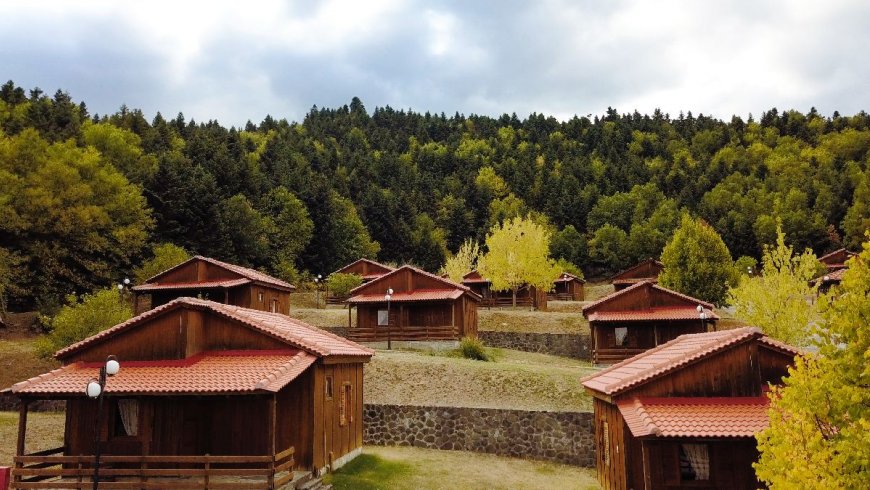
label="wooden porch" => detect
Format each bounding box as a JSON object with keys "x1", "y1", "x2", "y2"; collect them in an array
[{"x1": 11, "y1": 446, "x2": 296, "y2": 489}]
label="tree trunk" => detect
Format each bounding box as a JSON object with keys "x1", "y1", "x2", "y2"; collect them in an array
[{"x1": 512, "y1": 287, "x2": 517, "y2": 309}]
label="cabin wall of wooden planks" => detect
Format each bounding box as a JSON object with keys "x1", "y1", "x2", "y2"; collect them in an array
[
  {"x1": 142, "y1": 285, "x2": 290, "y2": 315},
  {"x1": 353, "y1": 297, "x2": 477, "y2": 340},
  {"x1": 312, "y1": 362, "x2": 364, "y2": 471},
  {"x1": 592, "y1": 339, "x2": 796, "y2": 489},
  {"x1": 591, "y1": 320, "x2": 708, "y2": 364}
]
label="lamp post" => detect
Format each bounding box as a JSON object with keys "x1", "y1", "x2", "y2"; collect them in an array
[
  {"x1": 562, "y1": 273, "x2": 569, "y2": 299},
  {"x1": 117, "y1": 278, "x2": 132, "y2": 311},
  {"x1": 385, "y1": 288, "x2": 393, "y2": 350},
  {"x1": 697, "y1": 304, "x2": 708, "y2": 332},
  {"x1": 314, "y1": 274, "x2": 323, "y2": 309},
  {"x1": 86, "y1": 355, "x2": 120, "y2": 490}
]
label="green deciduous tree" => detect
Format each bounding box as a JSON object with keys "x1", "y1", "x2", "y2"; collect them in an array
[
  {"x1": 755, "y1": 239, "x2": 870, "y2": 489},
  {"x1": 588, "y1": 224, "x2": 629, "y2": 273},
  {"x1": 477, "y1": 216, "x2": 559, "y2": 307},
  {"x1": 550, "y1": 225, "x2": 588, "y2": 269},
  {"x1": 261, "y1": 186, "x2": 314, "y2": 271},
  {"x1": 132, "y1": 243, "x2": 191, "y2": 284},
  {"x1": 727, "y1": 226, "x2": 821, "y2": 346},
  {"x1": 659, "y1": 215, "x2": 736, "y2": 304},
  {"x1": 842, "y1": 172, "x2": 870, "y2": 249},
  {"x1": 441, "y1": 239, "x2": 480, "y2": 283},
  {"x1": 81, "y1": 120, "x2": 158, "y2": 184},
  {"x1": 35, "y1": 288, "x2": 133, "y2": 357},
  {"x1": 217, "y1": 194, "x2": 272, "y2": 267},
  {"x1": 0, "y1": 128, "x2": 153, "y2": 309}
]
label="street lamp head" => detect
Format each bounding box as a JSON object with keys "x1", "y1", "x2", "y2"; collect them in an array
[
  {"x1": 387, "y1": 288, "x2": 394, "y2": 295},
  {"x1": 105, "y1": 355, "x2": 120, "y2": 376},
  {"x1": 384, "y1": 294, "x2": 391, "y2": 301},
  {"x1": 823, "y1": 275, "x2": 830, "y2": 282},
  {"x1": 317, "y1": 274, "x2": 322, "y2": 279},
  {"x1": 700, "y1": 312, "x2": 707, "y2": 320},
  {"x1": 86, "y1": 379, "x2": 102, "y2": 398},
  {"x1": 117, "y1": 283, "x2": 124, "y2": 291},
  {"x1": 123, "y1": 278, "x2": 130, "y2": 285},
  {"x1": 696, "y1": 304, "x2": 704, "y2": 313}
]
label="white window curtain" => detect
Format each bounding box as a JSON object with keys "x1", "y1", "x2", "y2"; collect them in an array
[
  {"x1": 681, "y1": 443, "x2": 709, "y2": 480},
  {"x1": 117, "y1": 399, "x2": 139, "y2": 436},
  {"x1": 614, "y1": 327, "x2": 628, "y2": 346}
]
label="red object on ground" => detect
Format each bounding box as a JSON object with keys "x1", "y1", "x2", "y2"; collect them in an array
[{"x1": 0, "y1": 466, "x2": 10, "y2": 489}]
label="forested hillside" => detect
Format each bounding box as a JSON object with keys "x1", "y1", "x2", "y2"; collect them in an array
[{"x1": 2, "y1": 80, "x2": 869, "y2": 310}]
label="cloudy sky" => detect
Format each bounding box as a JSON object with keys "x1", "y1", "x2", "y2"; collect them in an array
[{"x1": 1, "y1": 0, "x2": 867, "y2": 126}]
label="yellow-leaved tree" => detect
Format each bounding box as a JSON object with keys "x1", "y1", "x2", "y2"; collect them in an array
[
  {"x1": 755, "y1": 237, "x2": 870, "y2": 488},
  {"x1": 441, "y1": 239, "x2": 480, "y2": 283},
  {"x1": 477, "y1": 216, "x2": 559, "y2": 308},
  {"x1": 726, "y1": 225, "x2": 821, "y2": 347}
]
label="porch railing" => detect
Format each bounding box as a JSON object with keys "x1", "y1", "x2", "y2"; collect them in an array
[
  {"x1": 347, "y1": 325, "x2": 459, "y2": 342},
  {"x1": 11, "y1": 445, "x2": 295, "y2": 489},
  {"x1": 480, "y1": 297, "x2": 533, "y2": 308}
]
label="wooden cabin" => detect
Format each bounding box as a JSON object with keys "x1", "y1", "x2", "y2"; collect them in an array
[
  {"x1": 611, "y1": 258, "x2": 664, "y2": 291},
  {"x1": 582, "y1": 281, "x2": 718, "y2": 364},
  {"x1": 327, "y1": 259, "x2": 395, "y2": 304},
  {"x1": 460, "y1": 271, "x2": 547, "y2": 309},
  {"x1": 550, "y1": 272, "x2": 586, "y2": 301},
  {"x1": 812, "y1": 266, "x2": 847, "y2": 294},
  {"x1": 460, "y1": 270, "x2": 491, "y2": 299},
  {"x1": 331, "y1": 258, "x2": 394, "y2": 283},
  {"x1": 818, "y1": 248, "x2": 856, "y2": 272},
  {"x1": 9, "y1": 297, "x2": 373, "y2": 488},
  {"x1": 345, "y1": 265, "x2": 480, "y2": 343},
  {"x1": 582, "y1": 327, "x2": 799, "y2": 490},
  {"x1": 131, "y1": 256, "x2": 296, "y2": 315}
]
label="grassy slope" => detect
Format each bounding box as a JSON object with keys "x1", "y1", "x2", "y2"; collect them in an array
[
  {"x1": 0, "y1": 334, "x2": 59, "y2": 390},
  {"x1": 325, "y1": 446, "x2": 600, "y2": 490},
  {"x1": 0, "y1": 411, "x2": 65, "y2": 467},
  {"x1": 365, "y1": 348, "x2": 596, "y2": 411}
]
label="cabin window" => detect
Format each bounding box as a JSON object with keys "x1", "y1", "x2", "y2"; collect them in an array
[
  {"x1": 325, "y1": 376, "x2": 333, "y2": 400},
  {"x1": 271, "y1": 299, "x2": 278, "y2": 313},
  {"x1": 614, "y1": 327, "x2": 628, "y2": 346},
  {"x1": 340, "y1": 383, "x2": 352, "y2": 426},
  {"x1": 258, "y1": 291, "x2": 264, "y2": 303},
  {"x1": 111, "y1": 399, "x2": 139, "y2": 437},
  {"x1": 377, "y1": 310, "x2": 389, "y2": 326},
  {"x1": 679, "y1": 443, "x2": 710, "y2": 481},
  {"x1": 601, "y1": 420, "x2": 610, "y2": 466}
]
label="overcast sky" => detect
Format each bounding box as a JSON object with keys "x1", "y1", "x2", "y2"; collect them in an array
[{"x1": 1, "y1": 0, "x2": 867, "y2": 126}]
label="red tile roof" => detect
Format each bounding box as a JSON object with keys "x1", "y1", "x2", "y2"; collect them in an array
[
  {"x1": 582, "y1": 281, "x2": 714, "y2": 315},
  {"x1": 12, "y1": 350, "x2": 316, "y2": 396},
  {"x1": 554, "y1": 272, "x2": 586, "y2": 284},
  {"x1": 618, "y1": 397, "x2": 770, "y2": 437},
  {"x1": 581, "y1": 327, "x2": 799, "y2": 396},
  {"x1": 612, "y1": 277, "x2": 659, "y2": 285},
  {"x1": 812, "y1": 267, "x2": 847, "y2": 284},
  {"x1": 610, "y1": 258, "x2": 664, "y2": 282},
  {"x1": 55, "y1": 298, "x2": 374, "y2": 360},
  {"x1": 587, "y1": 306, "x2": 718, "y2": 322},
  {"x1": 333, "y1": 258, "x2": 395, "y2": 277},
  {"x1": 135, "y1": 256, "x2": 295, "y2": 292},
  {"x1": 131, "y1": 279, "x2": 250, "y2": 291},
  {"x1": 348, "y1": 265, "x2": 481, "y2": 302},
  {"x1": 818, "y1": 248, "x2": 856, "y2": 266},
  {"x1": 346, "y1": 289, "x2": 464, "y2": 304},
  {"x1": 461, "y1": 270, "x2": 491, "y2": 285}
]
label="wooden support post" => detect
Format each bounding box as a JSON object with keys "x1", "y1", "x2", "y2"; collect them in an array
[
  {"x1": 348, "y1": 305, "x2": 352, "y2": 329},
  {"x1": 204, "y1": 454, "x2": 210, "y2": 490},
  {"x1": 15, "y1": 400, "x2": 29, "y2": 484},
  {"x1": 269, "y1": 395, "x2": 277, "y2": 490},
  {"x1": 641, "y1": 440, "x2": 652, "y2": 490},
  {"x1": 16, "y1": 400, "x2": 28, "y2": 456}
]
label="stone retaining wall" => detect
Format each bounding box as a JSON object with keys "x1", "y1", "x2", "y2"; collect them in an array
[
  {"x1": 363, "y1": 403, "x2": 595, "y2": 467},
  {"x1": 0, "y1": 393, "x2": 65, "y2": 411},
  {"x1": 322, "y1": 326, "x2": 591, "y2": 360},
  {"x1": 478, "y1": 331, "x2": 591, "y2": 360}
]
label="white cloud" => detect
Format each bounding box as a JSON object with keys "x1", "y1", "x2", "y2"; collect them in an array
[{"x1": 0, "y1": 0, "x2": 867, "y2": 124}]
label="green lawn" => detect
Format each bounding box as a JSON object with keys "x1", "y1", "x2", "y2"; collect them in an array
[
  {"x1": 365, "y1": 347, "x2": 597, "y2": 411},
  {"x1": 325, "y1": 446, "x2": 600, "y2": 490},
  {"x1": 0, "y1": 411, "x2": 66, "y2": 467}
]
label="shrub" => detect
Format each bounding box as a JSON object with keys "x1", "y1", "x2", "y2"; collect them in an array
[
  {"x1": 459, "y1": 336, "x2": 490, "y2": 361},
  {"x1": 36, "y1": 288, "x2": 133, "y2": 358},
  {"x1": 326, "y1": 272, "x2": 364, "y2": 298}
]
